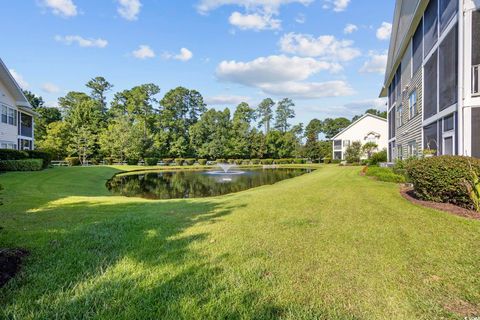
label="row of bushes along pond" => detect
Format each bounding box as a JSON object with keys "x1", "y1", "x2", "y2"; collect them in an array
[
  {"x1": 364, "y1": 155, "x2": 480, "y2": 212},
  {"x1": 0, "y1": 149, "x2": 52, "y2": 171}
]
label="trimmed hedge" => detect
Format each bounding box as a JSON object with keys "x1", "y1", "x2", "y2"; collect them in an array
[
  {"x1": 406, "y1": 156, "x2": 480, "y2": 209},
  {"x1": 198, "y1": 159, "x2": 207, "y2": 166},
  {"x1": 369, "y1": 150, "x2": 387, "y2": 165},
  {"x1": 126, "y1": 158, "x2": 139, "y2": 165},
  {"x1": 260, "y1": 159, "x2": 274, "y2": 165},
  {"x1": 0, "y1": 159, "x2": 43, "y2": 171},
  {"x1": 365, "y1": 166, "x2": 406, "y2": 183},
  {"x1": 65, "y1": 157, "x2": 80, "y2": 166},
  {"x1": 185, "y1": 158, "x2": 196, "y2": 166},
  {"x1": 163, "y1": 158, "x2": 173, "y2": 165},
  {"x1": 174, "y1": 158, "x2": 185, "y2": 166},
  {"x1": 0, "y1": 149, "x2": 52, "y2": 168},
  {"x1": 323, "y1": 157, "x2": 331, "y2": 164},
  {"x1": 145, "y1": 158, "x2": 159, "y2": 166},
  {"x1": 251, "y1": 159, "x2": 260, "y2": 165},
  {"x1": 216, "y1": 159, "x2": 226, "y2": 164}
]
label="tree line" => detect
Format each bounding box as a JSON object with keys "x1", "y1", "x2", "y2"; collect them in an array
[{"x1": 24, "y1": 77, "x2": 386, "y2": 163}]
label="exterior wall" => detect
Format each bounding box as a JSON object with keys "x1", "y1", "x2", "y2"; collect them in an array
[
  {"x1": 396, "y1": 68, "x2": 423, "y2": 159},
  {"x1": 0, "y1": 79, "x2": 19, "y2": 147},
  {"x1": 332, "y1": 116, "x2": 388, "y2": 160}
]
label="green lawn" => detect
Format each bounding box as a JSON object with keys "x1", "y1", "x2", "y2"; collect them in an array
[{"x1": 1, "y1": 165, "x2": 479, "y2": 319}]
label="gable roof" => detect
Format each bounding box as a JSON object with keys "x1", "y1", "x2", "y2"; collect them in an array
[
  {"x1": 0, "y1": 58, "x2": 32, "y2": 108},
  {"x1": 379, "y1": 0, "x2": 427, "y2": 97},
  {"x1": 331, "y1": 114, "x2": 387, "y2": 140}
]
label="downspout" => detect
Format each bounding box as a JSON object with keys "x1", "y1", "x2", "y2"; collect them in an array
[{"x1": 458, "y1": 0, "x2": 465, "y2": 155}]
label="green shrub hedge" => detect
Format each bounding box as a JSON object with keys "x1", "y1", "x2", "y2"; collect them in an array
[
  {"x1": 365, "y1": 166, "x2": 406, "y2": 183},
  {"x1": 0, "y1": 149, "x2": 52, "y2": 168},
  {"x1": 185, "y1": 158, "x2": 196, "y2": 166},
  {"x1": 126, "y1": 158, "x2": 139, "y2": 165},
  {"x1": 0, "y1": 159, "x2": 43, "y2": 171},
  {"x1": 198, "y1": 159, "x2": 207, "y2": 165},
  {"x1": 145, "y1": 158, "x2": 159, "y2": 166},
  {"x1": 216, "y1": 159, "x2": 226, "y2": 164},
  {"x1": 406, "y1": 156, "x2": 480, "y2": 209},
  {"x1": 323, "y1": 157, "x2": 331, "y2": 164},
  {"x1": 369, "y1": 150, "x2": 387, "y2": 165},
  {"x1": 293, "y1": 158, "x2": 306, "y2": 164},
  {"x1": 65, "y1": 157, "x2": 80, "y2": 166},
  {"x1": 174, "y1": 158, "x2": 185, "y2": 166},
  {"x1": 163, "y1": 158, "x2": 173, "y2": 165},
  {"x1": 251, "y1": 159, "x2": 260, "y2": 165},
  {"x1": 260, "y1": 159, "x2": 274, "y2": 165}
]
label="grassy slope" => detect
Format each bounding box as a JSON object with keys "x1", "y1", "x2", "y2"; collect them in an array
[{"x1": 0, "y1": 166, "x2": 479, "y2": 319}]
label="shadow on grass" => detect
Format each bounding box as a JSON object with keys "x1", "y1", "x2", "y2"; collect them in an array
[{"x1": 1, "y1": 197, "x2": 294, "y2": 319}]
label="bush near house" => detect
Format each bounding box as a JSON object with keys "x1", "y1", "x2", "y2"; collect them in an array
[
  {"x1": 0, "y1": 149, "x2": 52, "y2": 168},
  {"x1": 369, "y1": 150, "x2": 388, "y2": 166},
  {"x1": 198, "y1": 159, "x2": 207, "y2": 166},
  {"x1": 323, "y1": 157, "x2": 331, "y2": 164},
  {"x1": 185, "y1": 158, "x2": 196, "y2": 166},
  {"x1": 27, "y1": 150, "x2": 52, "y2": 168},
  {"x1": 365, "y1": 166, "x2": 406, "y2": 183},
  {"x1": 0, "y1": 159, "x2": 43, "y2": 171},
  {"x1": 344, "y1": 141, "x2": 362, "y2": 164},
  {"x1": 174, "y1": 158, "x2": 185, "y2": 166},
  {"x1": 406, "y1": 156, "x2": 480, "y2": 210},
  {"x1": 65, "y1": 157, "x2": 81, "y2": 166},
  {"x1": 162, "y1": 158, "x2": 173, "y2": 165}
]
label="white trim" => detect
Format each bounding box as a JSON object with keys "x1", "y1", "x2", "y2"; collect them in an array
[{"x1": 331, "y1": 114, "x2": 387, "y2": 140}]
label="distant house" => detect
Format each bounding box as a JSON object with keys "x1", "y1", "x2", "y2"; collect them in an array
[
  {"x1": 0, "y1": 58, "x2": 35, "y2": 150},
  {"x1": 331, "y1": 114, "x2": 388, "y2": 160}
]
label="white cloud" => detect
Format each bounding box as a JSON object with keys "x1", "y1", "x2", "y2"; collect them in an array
[
  {"x1": 305, "y1": 98, "x2": 387, "y2": 117},
  {"x1": 229, "y1": 11, "x2": 280, "y2": 30},
  {"x1": 41, "y1": 0, "x2": 77, "y2": 17},
  {"x1": 197, "y1": 0, "x2": 313, "y2": 15},
  {"x1": 295, "y1": 13, "x2": 306, "y2": 24},
  {"x1": 259, "y1": 81, "x2": 355, "y2": 99},
  {"x1": 344, "y1": 23, "x2": 358, "y2": 34},
  {"x1": 279, "y1": 32, "x2": 361, "y2": 61},
  {"x1": 359, "y1": 52, "x2": 387, "y2": 74},
  {"x1": 8, "y1": 69, "x2": 29, "y2": 89},
  {"x1": 215, "y1": 55, "x2": 352, "y2": 99},
  {"x1": 54, "y1": 35, "x2": 108, "y2": 48},
  {"x1": 132, "y1": 45, "x2": 155, "y2": 59},
  {"x1": 41, "y1": 82, "x2": 61, "y2": 93},
  {"x1": 117, "y1": 0, "x2": 141, "y2": 21},
  {"x1": 376, "y1": 22, "x2": 392, "y2": 40},
  {"x1": 163, "y1": 48, "x2": 194, "y2": 61},
  {"x1": 323, "y1": 0, "x2": 350, "y2": 12},
  {"x1": 205, "y1": 95, "x2": 251, "y2": 105}
]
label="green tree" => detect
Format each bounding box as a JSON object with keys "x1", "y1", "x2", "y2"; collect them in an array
[
  {"x1": 23, "y1": 90, "x2": 45, "y2": 109},
  {"x1": 274, "y1": 98, "x2": 295, "y2": 133},
  {"x1": 190, "y1": 108, "x2": 231, "y2": 159},
  {"x1": 68, "y1": 126, "x2": 97, "y2": 164},
  {"x1": 257, "y1": 98, "x2": 274, "y2": 133},
  {"x1": 344, "y1": 141, "x2": 362, "y2": 163},
  {"x1": 352, "y1": 109, "x2": 387, "y2": 122},
  {"x1": 99, "y1": 116, "x2": 143, "y2": 162},
  {"x1": 362, "y1": 142, "x2": 379, "y2": 159},
  {"x1": 231, "y1": 102, "x2": 256, "y2": 158},
  {"x1": 36, "y1": 121, "x2": 71, "y2": 159},
  {"x1": 322, "y1": 117, "x2": 351, "y2": 139},
  {"x1": 86, "y1": 76, "x2": 113, "y2": 113},
  {"x1": 23, "y1": 90, "x2": 62, "y2": 141}
]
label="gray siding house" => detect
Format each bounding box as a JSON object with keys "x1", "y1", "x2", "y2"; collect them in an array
[{"x1": 380, "y1": 0, "x2": 480, "y2": 160}]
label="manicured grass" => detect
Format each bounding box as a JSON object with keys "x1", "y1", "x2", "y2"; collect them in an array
[{"x1": 1, "y1": 165, "x2": 480, "y2": 319}]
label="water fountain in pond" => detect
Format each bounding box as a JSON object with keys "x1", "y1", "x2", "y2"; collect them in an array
[{"x1": 207, "y1": 163, "x2": 245, "y2": 181}]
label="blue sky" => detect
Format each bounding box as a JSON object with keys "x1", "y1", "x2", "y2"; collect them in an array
[{"x1": 1, "y1": 0, "x2": 394, "y2": 124}]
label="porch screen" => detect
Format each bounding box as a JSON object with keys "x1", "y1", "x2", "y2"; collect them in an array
[
  {"x1": 412, "y1": 19, "x2": 423, "y2": 74},
  {"x1": 473, "y1": 108, "x2": 480, "y2": 158},
  {"x1": 424, "y1": 51, "x2": 438, "y2": 120},
  {"x1": 473, "y1": 10, "x2": 480, "y2": 66},
  {"x1": 424, "y1": 122, "x2": 438, "y2": 152},
  {"x1": 424, "y1": 0, "x2": 438, "y2": 57},
  {"x1": 439, "y1": 24, "x2": 458, "y2": 111},
  {"x1": 439, "y1": 0, "x2": 457, "y2": 33}
]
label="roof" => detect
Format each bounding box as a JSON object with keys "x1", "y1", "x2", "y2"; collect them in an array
[
  {"x1": 0, "y1": 58, "x2": 32, "y2": 108},
  {"x1": 379, "y1": 0, "x2": 427, "y2": 97},
  {"x1": 331, "y1": 114, "x2": 387, "y2": 140}
]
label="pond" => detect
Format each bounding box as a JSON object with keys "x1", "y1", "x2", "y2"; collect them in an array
[{"x1": 106, "y1": 168, "x2": 312, "y2": 199}]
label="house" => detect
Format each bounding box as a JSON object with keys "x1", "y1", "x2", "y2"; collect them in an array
[
  {"x1": 380, "y1": 0, "x2": 480, "y2": 161},
  {"x1": 331, "y1": 114, "x2": 388, "y2": 160},
  {"x1": 0, "y1": 58, "x2": 35, "y2": 150}
]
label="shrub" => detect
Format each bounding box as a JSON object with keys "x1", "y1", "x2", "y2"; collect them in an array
[
  {"x1": 406, "y1": 156, "x2": 480, "y2": 209},
  {"x1": 260, "y1": 159, "x2": 274, "y2": 165},
  {"x1": 104, "y1": 157, "x2": 114, "y2": 165},
  {"x1": 163, "y1": 158, "x2": 173, "y2": 165},
  {"x1": 369, "y1": 149, "x2": 388, "y2": 166},
  {"x1": 275, "y1": 159, "x2": 290, "y2": 164},
  {"x1": 344, "y1": 141, "x2": 362, "y2": 163},
  {"x1": 293, "y1": 158, "x2": 306, "y2": 164},
  {"x1": 185, "y1": 158, "x2": 196, "y2": 166},
  {"x1": 365, "y1": 166, "x2": 406, "y2": 183},
  {"x1": 332, "y1": 159, "x2": 342, "y2": 164},
  {"x1": 234, "y1": 159, "x2": 243, "y2": 165},
  {"x1": 251, "y1": 159, "x2": 260, "y2": 165},
  {"x1": 174, "y1": 158, "x2": 185, "y2": 166},
  {"x1": 198, "y1": 159, "x2": 207, "y2": 165},
  {"x1": 145, "y1": 158, "x2": 159, "y2": 166},
  {"x1": 323, "y1": 157, "x2": 331, "y2": 164},
  {"x1": 26, "y1": 150, "x2": 52, "y2": 168},
  {"x1": 65, "y1": 157, "x2": 80, "y2": 166},
  {"x1": 0, "y1": 149, "x2": 29, "y2": 160},
  {"x1": 0, "y1": 159, "x2": 43, "y2": 171},
  {"x1": 227, "y1": 159, "x2": 236, "y2": 164},
  {"x1": 242, "y1": 160, "x2": 250, "y2": 165},
  {"x1": 126, "y1": 158, "x2": 139, "y2": 166},
  {"x1": 216, "y1": 158, "x2": 226, "y2": 164}
]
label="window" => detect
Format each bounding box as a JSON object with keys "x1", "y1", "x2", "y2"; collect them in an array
[
  {"x1": 397, "y1": 145, "x2": 403, "y2": 160},
  {"x1": 424, "y1": 0, "x2": 438, "y2": 57},
  {"x1": 388, "y1": 109, "x2": 396, "y2": 139},
  {"x1": 473, "y1": 10, "x2": 480, "y2": 66},
  {"x1": 424, "y1": 122, "x2": 438, "y2": 151},
  {"x1": 343, "y1": 140, "x2": 350, "y2": 147},
  {"x1": 439, "y1": 24, "x2": 458, "y2": 111},
  {"x1": 444, "y1": 114, "x2": 454, "y2": 132},
  {"x1": 412, "y1": 19, "x2": 423, "y2": 74},
  {"x1": 1, "y1": 105, "x2": 17, "y2": 126},
  {"x1": 439, "y1": 0, "x2": 457, "y2": 34},
  {"x1": 402, "y1": 43, "x2": 412, "y2": 84},
  {"x1": 444, "y1": 137, "x2": 454, "y2": 155},
  {"x1": 20, "y1": 113, "x2": 33, "y2": 137},
  {"x1": 408, "y1": 141, "x2": 417, "y2": 157},
  {"x1": 395, "y1": 66, "x2": 402, "y2": 99},
  {"x1": 424, "y1": 51, "x2": 438, "y2": 120},
  {"x1": 333, "y1": 140, "x2": 342, "y2": 149},
  {"x1": 396, "y1": 104, "x2": 403, "y2": 127},
  {"x1": 333, "y1": 151, "x2": 342, "y2": 160},
  {"x1": 409, "y1": 90, "x2": 417, "y2": 118},
  {"x1": 473, "y1": 108, "x2": 480, "y2": 158}
]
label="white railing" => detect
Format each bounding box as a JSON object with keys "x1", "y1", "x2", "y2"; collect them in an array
[{"x1": 473, "y1": 64, "x2": 480, "y2": 97}]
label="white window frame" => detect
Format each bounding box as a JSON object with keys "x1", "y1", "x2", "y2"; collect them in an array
[{"x1": 409, "y1": 90, "x2": 417, "y2": 119}]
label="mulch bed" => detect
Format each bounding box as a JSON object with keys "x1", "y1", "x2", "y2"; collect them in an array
[
  {"x1": 400, "y1": 187, "x2": 480, "y2": 221},
  {"x1": 0, "y1": 248, "x2": 29, "y2": 288}
]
